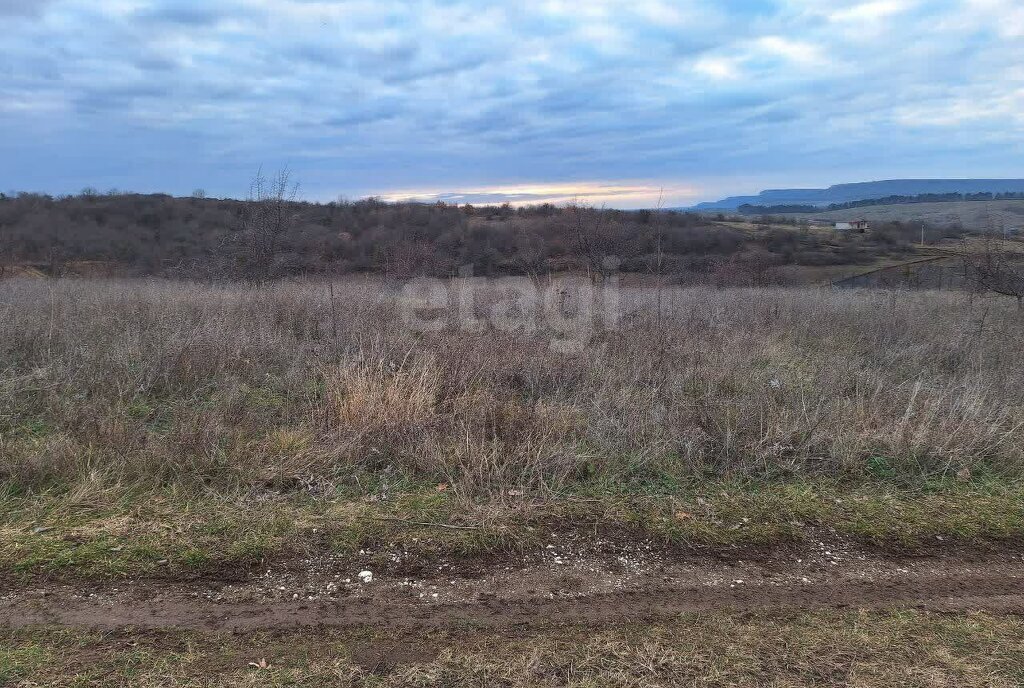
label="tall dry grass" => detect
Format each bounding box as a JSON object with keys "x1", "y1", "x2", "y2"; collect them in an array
[{"x1": 0, "y1": 277, "x2": 1021, "y2": 499}]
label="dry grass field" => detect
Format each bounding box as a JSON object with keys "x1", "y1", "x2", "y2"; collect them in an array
[
  {"x1": 6, "y1": 278, "x2": 1024, "y2": 478},
  {"x1": 3, "y1": 276, "x2": 1024, "y2": 685},
  {"x1": 788, "y1": 198, "x2": 1024, "y2": 229},
  {"x1": 3, "y1": 277, "x2": 1024, "y2": 560}
]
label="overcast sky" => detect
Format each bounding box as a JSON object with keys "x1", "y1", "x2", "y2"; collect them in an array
[{"x1": 1, "y1": 0, "x2": 1021, "y2": 207}]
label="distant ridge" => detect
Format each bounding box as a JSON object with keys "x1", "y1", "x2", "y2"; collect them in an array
[{"x1": 689, "y1": 179, "x2": 1024, "y2": 211}]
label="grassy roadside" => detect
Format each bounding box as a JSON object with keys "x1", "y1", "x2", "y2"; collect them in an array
[
  {"x1": 3, "y1": 610, "x2": 1023, "y2": 686},
  {"x1": 3, "y1": 477, "x2": 1023, "y2": 582}
]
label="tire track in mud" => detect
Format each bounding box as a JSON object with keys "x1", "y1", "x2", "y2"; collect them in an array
[{"x1": 4, "y1": 562, "x2": 1024, "y2": 632}]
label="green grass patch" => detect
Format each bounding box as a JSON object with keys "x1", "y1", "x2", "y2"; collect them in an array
[
  {"x1": 2, "y1": 477, "x2": 1023, "y2": 582},
  {"x1": 3, "y1": 610, "x2": 1024, "y2": 686}
]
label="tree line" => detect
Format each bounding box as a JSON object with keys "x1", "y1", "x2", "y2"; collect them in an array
[{"x1": 0, "y1": 184, "x2": 961, "y2": 284}]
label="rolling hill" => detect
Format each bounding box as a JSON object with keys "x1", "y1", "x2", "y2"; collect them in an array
[{"x1": 690, "y1": 179, "x2": 1024, "y2": 211}]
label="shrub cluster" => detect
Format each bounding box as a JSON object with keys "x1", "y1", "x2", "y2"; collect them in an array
[{"x1": 0, "y1": 192, "x2": 938, "y2": 282}]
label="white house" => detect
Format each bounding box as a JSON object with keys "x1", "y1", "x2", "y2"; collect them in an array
[{"x1": 835, "y1": 220, "x2": 870, "y2": 232}]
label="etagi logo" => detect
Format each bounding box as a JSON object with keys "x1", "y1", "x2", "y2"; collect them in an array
[{"x1": 399, "y1": 259, "x2": 621, "y2": 352}]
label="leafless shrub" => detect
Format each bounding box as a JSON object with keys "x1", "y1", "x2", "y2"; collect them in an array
[
  {"x1": 962, "y1": 232, "x2": 1024, "y2": 309},
  {"x1": 568, "y1": 201, "x2": 624, "y2": 281},
  {"x1": 223, "y1": 168, "x2": 301, "y2": 281}
]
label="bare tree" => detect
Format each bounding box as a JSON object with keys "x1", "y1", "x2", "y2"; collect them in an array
[
  {"x1": 228, "y1": 168, "x2": 300, "y2": 281},
  {"x1": 568, "y1": 200, "x2": 619, "y2": 281},
  {"x1": 962, "y1": 231, "x2": 1024, "y2": 310},
  {"x1": 649, "y1": 189, "x2": 666, "y2": 329},
  {"x1": 42, "y1": 221, "x2": 68, "y2": 277},
  {"x1": 0, "y1": 229, "x2": 9, "y2": 279}
]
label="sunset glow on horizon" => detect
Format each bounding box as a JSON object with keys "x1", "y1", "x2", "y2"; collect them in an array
[{"x1": 373, "y1": 181, "x2": 703, "y2": 208}]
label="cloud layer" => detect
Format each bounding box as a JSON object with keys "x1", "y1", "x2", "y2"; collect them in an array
[{"x1": 1, "y1": 0, "x2": 1022, "y2": 206}]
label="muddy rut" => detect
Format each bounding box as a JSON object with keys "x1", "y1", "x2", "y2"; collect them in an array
[{"x1": 4, "y1": 538, "x2": 1024, "y2": 632}]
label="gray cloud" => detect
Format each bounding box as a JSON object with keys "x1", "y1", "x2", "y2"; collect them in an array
[{"x1": 0, "y1": 0, "x2": 1022, "y2": 205}]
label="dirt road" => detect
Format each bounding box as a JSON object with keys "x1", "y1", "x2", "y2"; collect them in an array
[{"x1": 4, "y1": 536, "x2": 1023, "y2": 633}]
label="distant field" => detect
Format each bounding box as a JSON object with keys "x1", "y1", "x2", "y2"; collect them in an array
[{"x1": 786, "y1": 199, "x2": 1024, "y2": 229}]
